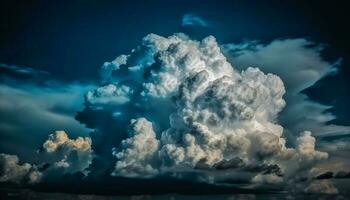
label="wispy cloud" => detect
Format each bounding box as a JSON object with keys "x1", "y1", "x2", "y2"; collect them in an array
[
  {"x1": 0, "y1": 64, "x2": 94, "y2": 161},
  {"x1": 181, "y1": 14, "x2": 208, "y2": 27},
  {"x1": 0, "y1": 63, "x2": 49, "y2": 77}
]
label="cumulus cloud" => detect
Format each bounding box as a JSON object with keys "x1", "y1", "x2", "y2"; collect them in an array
[
  {"x1": 1, "y1": 32, "x2": 346, "y2": 194},
  {"x1": 86, "y1": 84, "x2": 133, "y2": 107},
  {"x1": 0, "y1": 130, "x2": 94, "y2": 184},
  {"x1": 40, "y1": 130, "x2": 94, "y2": 175},
  {"x1": 182, "y1": 14, "x2": 208, "y2": 27},
  {"x1": 112, "y1": 118, "x2": 159, "y2": 177},
  {"x1": 100, "y1": 55, "x2": 128, "y2": 83},
  {"x1": 82, "y1": 33, "x2": 331, "y2": 192},
  {"x1": 0, "y1": 153, "x2": 42, "y2": 184},
  {"x1": 222, "y1": 39, "x2": 350, "y2": 138}
]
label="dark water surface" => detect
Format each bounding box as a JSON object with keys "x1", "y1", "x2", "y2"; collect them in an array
[{"x1": 0, "y1": 188, "x2": 347, "y2": 200}]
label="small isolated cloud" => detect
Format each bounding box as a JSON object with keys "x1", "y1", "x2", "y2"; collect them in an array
[
  {"x1": 86, "y1": 84, "x2": 133, "y2": 107},
  {"x1": 40, "y1": 130, "x2": 94, "y2": 175},
  {"x1": 0, "y1": 153, "x2": 42, "y2": 184},
  {"x1": 182, "y1": 14, "x2": 208, "y2": 27}
]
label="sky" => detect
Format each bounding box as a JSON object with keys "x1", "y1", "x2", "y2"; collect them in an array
[{"x1": 0, "y1": 0, "x2": 350, "y2": 198}]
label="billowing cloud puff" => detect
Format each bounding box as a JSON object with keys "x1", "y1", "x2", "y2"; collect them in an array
[
  {"x1": 86, "y1": 84, "x2": 133, "y2": 107},
  {"x1": 84, "y1": 33, "x2": 330, "y2": 190},
  {"x1": 222, "y1": 39, "x2": 350, "y2": 138},
  {"x1": 112, "y1": 118, "x2": 159, "y2": 177},
  {"x1": 252, "y1": 174, "x2": 283, "y2": 185},
  {"x1": 100, "y1": 55, "x2": 128, "y2": 83},
  {"x1": 0, "y1": 153, "x2": 42, "y2": 184},
  {"x1": 0, "y1": 130, "x2": 94, "y2": 184},
  {"x1": 40, "y1": 131, "x2": 94, "y2": 175}
]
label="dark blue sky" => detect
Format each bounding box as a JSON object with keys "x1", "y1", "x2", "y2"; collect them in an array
[
  {"x1": 1, "y1": 0, "x2": 349, "y2": 123},
  {"x1": 0, "y1": 0, "x2": 343, "y2": 81}
]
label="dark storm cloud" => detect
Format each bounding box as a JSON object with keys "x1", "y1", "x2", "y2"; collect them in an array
[
  {"x1": 334, "y1": 171, "x2": 350, "y2": 179},
  {"x1": 315, "y1": 171, "x2": 334, "y2": 179},
  {"x1": 313, "y1": 171, "x2": 350, "y2": 179}
]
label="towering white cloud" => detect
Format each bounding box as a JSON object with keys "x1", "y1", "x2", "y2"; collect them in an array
[
  {"x1": 222, "y1": 39, "x2": 349, "y2": 138},
  {"x1": 41, "y1": 130, "x2": 94, "y2": 175},
  {"x1": 87, "y1": 33, "x2": 330, "y2": 191},
  {"x1": 0, "y1": 153, "x2": 42, "y2": 184},
  {"x1": 0, "y1": 32, "x2": 344, "y2": 195},
  {"x1": 112, "y1": 118, "x2": 159, "y2": 177}
]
